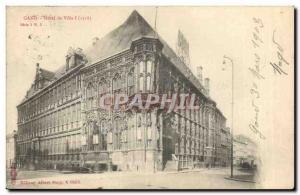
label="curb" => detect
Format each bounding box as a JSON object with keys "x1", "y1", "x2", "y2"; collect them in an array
[{"x1": 224, "y1": 176, "x2": 256, "y2": 183}]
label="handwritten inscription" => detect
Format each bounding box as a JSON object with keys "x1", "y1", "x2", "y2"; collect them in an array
[
  {"x1": 248, "y1": 17, "x2": 266, "y2": 140},
  {"x1": 249, "y1": 83, "x2": 266, "y2": 140},
  {"x1": 269, "y1": 29, "x2": 290, "y2": 75}
]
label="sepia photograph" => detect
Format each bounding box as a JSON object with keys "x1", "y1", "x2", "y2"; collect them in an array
[{"x1": 5, "y1": 6, "x2": 294, "y2": 190}]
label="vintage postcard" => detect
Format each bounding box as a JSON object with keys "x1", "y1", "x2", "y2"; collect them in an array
[{"x1": 6, "y1": 6, "x2": 294, "y2": 190}]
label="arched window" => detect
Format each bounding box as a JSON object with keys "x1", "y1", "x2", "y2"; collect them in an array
[
  {"x1": 112, "y1": 73, "x2": 122, "y2": 92},
  {"x1": 146, "y1": 75, "x2": 151, "y2": 91},
  {"x1": 98, "y1": 78, "x2": 108, "y2": 95},
  {"x1": 127, "y1": 68, "x2": 134, "y2": 96},
  {"x1": 100, "y1": 121, "x2": 107, "y2": 150},
  {"x1": 146, "y1": 60, "x2": 153, "y2": 92},
  {"x1": 113, "y1": 118, "x2": 122, "y2": 150},
  {"x1": 139, "y1": 61, "x2": 145, "y2": 92},
  {"x1": 137, "y1": 114, "x2": 142, "y2": 141},
  {"x1": 86, "y1": 83, "x2": 93, "y2": 98},
  {"x1": 86, "y1": 83, "x2": 94, "y2": 110},
  {"x1": 122, "y1": 121, "x2": 128, "y2": 144},
  {"x1": 146, "y1": 60, "x2": 153, "y2": 75},
  {"x1": 139, "y1": 76, "x2": 144, "y2": 92},
  {"x1": 139, "y1": 61, "x2": 145, "y2": 74},
  {"x1": 112, "y1": 74, "x2": 122, "y2": 106}
]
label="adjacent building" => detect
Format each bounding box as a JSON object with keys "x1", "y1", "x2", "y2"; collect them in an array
[
  {"x1": 15, "y1": 10, "x2": 231, "y2": 172},
  {"x1": 233, "y1": 134, "x2": 257, "y2": 167},
  {"x1": 6, "y1": 131, "x2": 17, "y2": 168}
]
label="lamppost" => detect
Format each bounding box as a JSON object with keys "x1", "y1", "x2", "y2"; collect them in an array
[{"x1": 222, "y1": 55, "x2": 234, "y2": 178}]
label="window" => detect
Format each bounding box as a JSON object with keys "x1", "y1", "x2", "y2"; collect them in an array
[
  {"x1": 98, "y1": 79, "x2": 109, "y2": 106},
  {"x1": 108, "y1": 132, "x2": 113, "y2": 144},
  {"x1": 112, "y1": 74, "x2": 122, "y2": 92},
  {"x1": 57, "y1": 85, "x2": 61, "y2": 103},
  {"x1": 139, "y1": 76, "x2": 144, "y2": 92},
  {"x1": 86, "y1": 83, "x2": 93, "y2": 98},
  {"x1": 99, "y1": 79, "x2": 108, "y2": 95},
  {"x1": 146, "y1": 60, "x2": 153, "y2": 74},
  {"x1": 54, "y1": 138, "x2": 57, "y2": 154},
  {"x1": 139, "y1": 61, "x2": 145, "y2": 92},
  {"x1": 186, "y1": 120, "x2": 190, "y2": 135},
  {"x1": 139, "y1": 61, "x2": 145, "y2": 74},
  {"x1": 76, "y1": 134, "x2": 81, "y2": 150},
  {"x1": 78, "y1": 75, "x2": 81, "y2": 90},
  {"x1": 77, "y1": 103, "x2": 81, "y2": 121},
  {"x1": 81, "y1": 135, "x2": 87, "y2": 146},
  {"x1": 113, "y1": 119, "x2": 122, "y2": 150},
  {"x1": 146, "y1": 76, "x2": 151, "y2": 91},
  {"x1": 127, "y1": 68, "x2": 134, "y2": 96},
  {"x1": 86, "y1": 83, "x2": 94, "y2": 110},
  {"x1": 63, "y1": 82, "x2": 66, "y2": 98},
  {"x1": 137, "y1": 128, "x2": 142, "y2": 140},
  {"x1": 137, "y1": 114, "x2": 142, "y2": 127},
  {"x1": 147, "y1": 113, "x2": 152, "y2": 127},
  {"x1": 100, "y1": 121, "x2": 107, "y2": 150},
  {"x1": 122, "y1": 130, "x2": 127, "y2": 143},
  {"x1": 72, "y1": 105, "x2": 76, "y2": 127},
  {"x1": 66, "y1": 107, "x2": 69, "y2": 130},
  {"x1": 147, "y1": 128, "x2": 152, "y2": 140},
  {"x1": 93, "y1": 134, "x2": 99, "y2": 144}
]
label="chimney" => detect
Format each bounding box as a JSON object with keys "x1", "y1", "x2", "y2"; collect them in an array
[
  {"x1": 196, "y1": 66, "x2": 203, "y2": 84},
  {"x1": 66, "y1": 56, "x2": 70, "y2": 71},
  {"x1": 92, "y1": 37, "x2": 99, "y2": 46},
  {"x1": 204, "y1": 78, "x2": 210, "y2": 96},
  {"x1": 35, "y1": 63, "x2": 41, "y2": 79},
  {"x1": 66, "y1": 47, "x2": 76, "y2": 71},
  {"x1": 35, "y1": 63, "x2": 42, "y2": 90}
]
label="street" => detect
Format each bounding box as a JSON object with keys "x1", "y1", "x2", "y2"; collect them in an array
[{"x1": 7, "y1": 167, "x2": 257, "y2": 189}]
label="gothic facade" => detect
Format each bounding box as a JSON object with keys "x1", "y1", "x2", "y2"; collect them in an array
[{"x1": 15, "y1": 10, "x2": 231, "y2": 172}]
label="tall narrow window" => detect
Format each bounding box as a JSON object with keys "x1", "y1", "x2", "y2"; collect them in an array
[
  {"x1": 98, "y1": 79, "x2": 108, "y2": 95},
  {"x1": 112, "y1": 74, "x2": 122, "y2": 105},
  {"x1": 146, "y1": 76, "x2": 151, "y2": 91},
  {"x1": 139, "y1": 61, "x2": 145, "y2": 92},
  {"x1": 127, "y1": 68, "x2": 134, "y2": 96},
  {"x1": 93, "y1": 134, "x2": 99, "y2": 144},
  {"x1": 113, "y1": 74, "x2": 122, "y2": 92},
  {"x1": 81, "y1": 134, "x2": 87, "y2": 146},
  {"x1": 139, "y1": 76, "x2": 144, "y2": 92},
  {"x1": 139, "y1": 61, "x2": 145, "y2": 74},
  {"x1": 100, "y1": 121, "x2": 107, "y2": 150},
  {"x1": 86, "y1": 83, "x2": 94, "y2": 110},
  {"x1": 146, "y1": 60, "x2": 153, "y2": 91},
  {"x1": 146, "y1": 60, "x2": 153, "y2": 74}
]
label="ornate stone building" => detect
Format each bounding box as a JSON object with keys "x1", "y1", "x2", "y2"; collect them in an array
[{"x1": 16, "y1": 10, "x2": 231, "y2": 172}]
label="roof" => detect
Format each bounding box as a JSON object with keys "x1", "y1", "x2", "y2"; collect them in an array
[
  {"x1": 84, "y1": 10, "x2": 208, "y2": 96},
  {"x1": 39, "y1": 68, "x2": 55, "y2": 81},
  {"x1": 19, "y1": 10, "x2": 216, "y2": 108},
  {"x1": 85, "y1": 10, "x2": 156, "y2": 65}
]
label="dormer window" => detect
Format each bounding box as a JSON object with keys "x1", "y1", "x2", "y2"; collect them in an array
[{"x1": 33, "y1": 63, "x2": 54, "y2": 91}]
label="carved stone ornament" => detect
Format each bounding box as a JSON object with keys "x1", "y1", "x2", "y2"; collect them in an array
[{"x1": 86, "y1": 111, "x2": 97, "y2": 122}]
